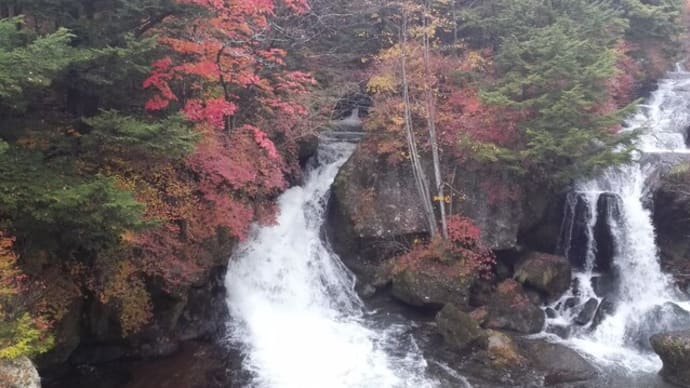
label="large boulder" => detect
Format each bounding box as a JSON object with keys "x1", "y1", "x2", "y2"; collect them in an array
[
  {"x1": 328, "y1": 146, "x2": 429, "y2": 261},
  {"x1": 435, "y1": 304, "x2": 484, "y2": 351},
  {"x1": 651, "y1": 330, "x2": 690, "y2": 387},
  {"x1": 520, "y1": 339, "x2": 597, "y2": 386},
  {"x1": 391, "y1": 262, "x2": 473, "y2": 309},
  {"x1": 327, "y1": 145, "x2": 529, "y2": 263},
  {"x1": 485, "y1": 280, "x2": 545, "y2": 334},
  {"x1": 513, "y1": 252, "x2": 571, "y2": 300},
  {"x1": 0, "y1": 356, "x2": 41, "y2": 388}
]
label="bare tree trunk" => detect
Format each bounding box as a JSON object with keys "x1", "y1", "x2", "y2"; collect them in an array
[
  {"x1": 422, "y1": 1, "x2": 448, "y2": 239},
  {"x1": 400, "y1": 8, "x2": 438, "y2": 238}
]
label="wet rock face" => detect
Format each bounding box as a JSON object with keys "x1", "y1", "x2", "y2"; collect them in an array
[
  {"x1": 654, "y1": 173, "x2": 690, "y2": 291},
  {"x1": 485, "y1": 280, "x2": 545, "y2": 334},
  {"x1": 628, "y1": 303, "x2": 690, "y2": 350},
  {"x1": 327, "y1": 146, "x2": 530, "y2": 261},
  {"x1": 651, "y1": 330, "x2": 690, "y2": 387},
  {"x1": 559, "y1": 192, "x2": 619, "y2": 273},
  {"x1": 574, "y1": 298, "x2": 599, "y2": 326},
  {"x1": 513, "y1": 252, "x2": 571, "y2": 300},
  {"x1": 0, "y1": 356, "x2": 41, "y2": 388},
  {"x1": 435, "y1": 304, "x2": 484, "y2": 351}
]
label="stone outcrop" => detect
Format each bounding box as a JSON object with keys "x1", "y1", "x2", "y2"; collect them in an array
[
  {"x1": 654, "y1": 171, "x2": 690, "y2": 292},
  {"x1": 651, "y1": 330, "x2": 690, "y2": 387},
  {"x1": 0, "y1": 356, "x2": 41, "y2": 388},
  {"x1": 327, "y1": 145, "x2": 539, "y2": 263}
]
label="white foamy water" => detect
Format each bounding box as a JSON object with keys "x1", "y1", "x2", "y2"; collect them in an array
[
  {"x1": 224, "y1": 138, "x2": 441, "y2": 388},
  {"x1": 548, "y1": 67, "x2": 690, "y2": 371}
]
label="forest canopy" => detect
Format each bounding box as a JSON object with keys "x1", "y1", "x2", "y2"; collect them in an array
[{"x1": 0, "y1": 0, "x2": 686, "y2": 360}]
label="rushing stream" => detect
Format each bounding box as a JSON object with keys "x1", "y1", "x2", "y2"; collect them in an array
[
  {"x1": 547, "y1": 65, "x2": 690, "y2": 372},
  {"x1": 224, "y1": 118, "x2": 445, "y2": 388},
  {"x1": 223, "y1": 66, "x2": 690, "y2": 387}
]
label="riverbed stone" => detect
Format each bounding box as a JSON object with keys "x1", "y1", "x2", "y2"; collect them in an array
[
  {"x1": 0, "y1": 356, "x2": 41, "y2": 388},
  {"x1": 575, "y1": 298, "x2": 599, "y2": 326},
  {"x1": 521, "y1": 339, "x2": 597, "y2": 386},
  {"x1": 513, "y1": 252, "x2": 571, "y2": 300},
  {"x1": 651, "y1": 330, "x2": 690, "y2": 387},
  {"x1": 485, "y1": 280, "x2": 545, "y2": 334},
  {"x1": 483, "y1": 330, "x2": 526, "y2": 367},
  {"x1": 591, "y1": 298, "x2": 615, "y2": 330},
  {"x1": 435, "y1": 304, "x2": 484, "y2": 351}
]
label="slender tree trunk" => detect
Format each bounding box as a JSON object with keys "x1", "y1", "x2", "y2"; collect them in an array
[
  {"x1": 400, "y1": 8, "x2": 437, "y2": 238},
  {"x1": 422, "y1": 1, "x2": 448, "y2": 239}
]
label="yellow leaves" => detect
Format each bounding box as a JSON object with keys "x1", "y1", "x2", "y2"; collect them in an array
[
  {"x1": 390, "y1": 116, "x2": 405, "y2": 126},
  {"x1": 367, "y1": 74, "x2": 398, "y2": 94},
  {"x1": 433, "y1": 195, "x2": 451, "y2": 204},
  {"x1": 120, "y1": 230, "x2": 137, "y2": 244},
  {"x1": 463, "y1": 50, "x2": 490, "y2": 72},
  {"x1": 100, "y1": 260, "x2": 152, "y2": 336}
]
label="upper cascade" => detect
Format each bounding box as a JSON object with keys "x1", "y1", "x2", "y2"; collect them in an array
[{"x1": 546, "y1": 64, "x2": 690, "y2": 372}]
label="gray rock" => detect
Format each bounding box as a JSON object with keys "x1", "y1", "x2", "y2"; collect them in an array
[
  {"x1": 435, "y1": 304, "x2": 484, "y2": 351},
  {"x1": 0, "y1": 356, "x2": 41, "y2": 388},
  {"x1": 651, "y1": 330, "x2": 690, "y2": 387},
  {"x1": 391, "y1": 265, "x2": 473, "y2": 309},
  {"x1": 575, "y1": 298, "x2": 599, "y2": 326},
  {"x1": 486, "y1": 280, "x2": 545, "y2": 334},
  {"x1": 328, "y1": 146, "x2": 527, "y2": 256},
  {"x1": 591, "y1": 298, "x2": 615, "y2": 330}
]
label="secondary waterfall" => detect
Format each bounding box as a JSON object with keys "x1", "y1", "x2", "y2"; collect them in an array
[
  {"x1": 224, "y1": 117, "x2": 441, "y2": 388},
  {"x1": 547, "y1": 66, "x2": 690, "y2": 371}
]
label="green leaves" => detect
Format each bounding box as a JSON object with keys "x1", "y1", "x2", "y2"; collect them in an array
[
  {"x1": 82, "y1": 110, "x2": 198, "y2": 159},
  {"x1": 0, "y1": 19, "x2": 78, "y2": 108},
  {"x1": 473, "y1": 0, "x2": 647, "y2": 185},
  {"x1": 0, "y1": 150, "x2": 146, "y2": 255}
]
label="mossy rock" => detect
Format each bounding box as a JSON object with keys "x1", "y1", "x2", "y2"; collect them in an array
[
  {"x1": 391, "y1": 263, "x2": 473, "y2": 309},
  {"x1": 486, "y1": 280, "x2": 545, "y2": 334},
  {"x1": 513, "y1": 252, "x2": 571, "y2": 300},
  {"x1": 435, "y1": 304, "x2": 484, "y2": 351},
  {"x1": 651, "y1": 330, "x2": 690, "y2": 387}
]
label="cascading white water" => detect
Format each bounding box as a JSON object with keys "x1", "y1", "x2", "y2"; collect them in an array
[
  {"x1": 224, "y1": 131, "x2": 441, "y2": 388},
  {"x1": 547, "y1": 66, "x2": 690, "y2": 371}
]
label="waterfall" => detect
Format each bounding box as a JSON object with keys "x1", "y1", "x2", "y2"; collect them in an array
[
  {"x1": 224, "y1": 137, "x2": 441, "y2": 388},
  {"x1": 547, "y1": 66, "x2": 690, "y2": 371}
]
